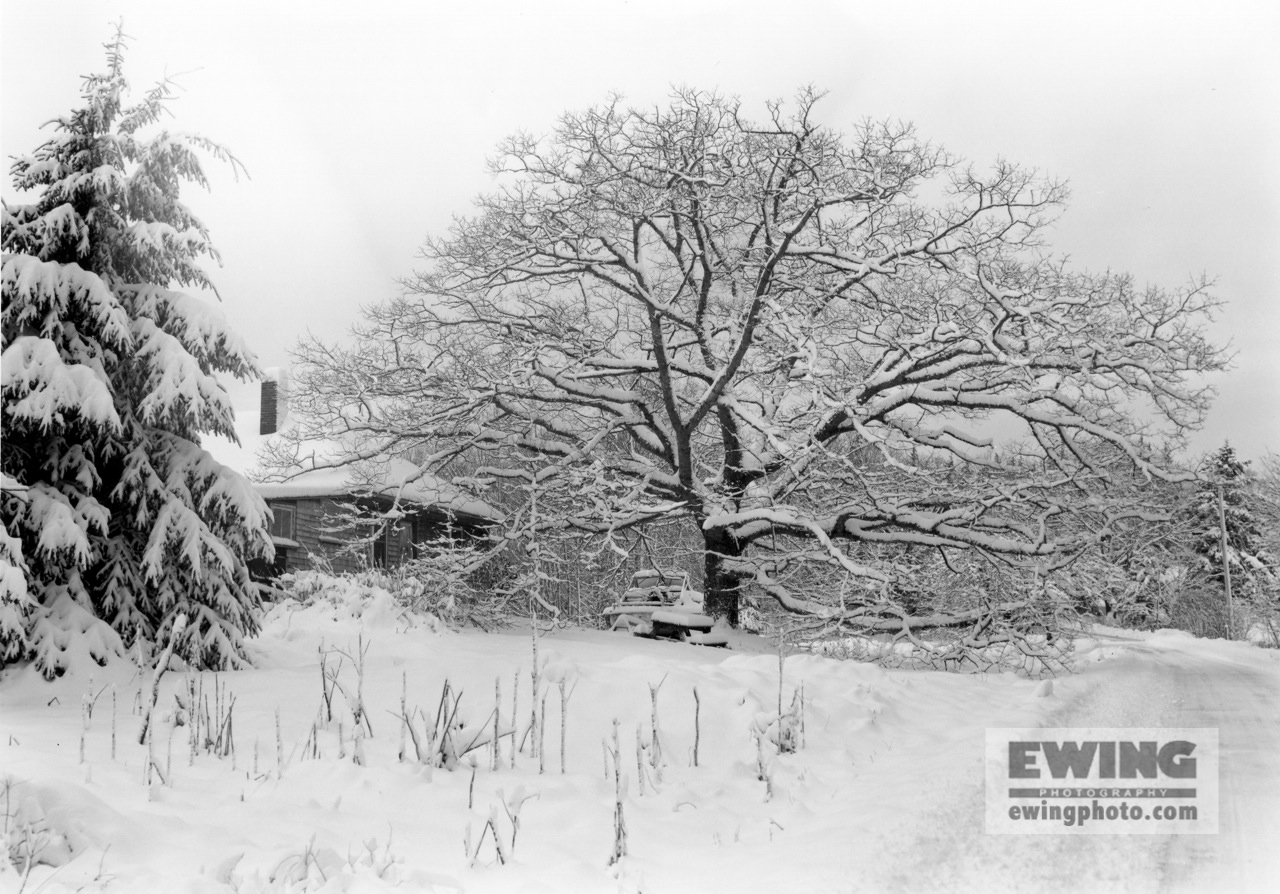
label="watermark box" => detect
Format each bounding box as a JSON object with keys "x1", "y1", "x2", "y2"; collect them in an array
[{"x1": 985, "y1": 727, "x2": 1218, "y2": 834}]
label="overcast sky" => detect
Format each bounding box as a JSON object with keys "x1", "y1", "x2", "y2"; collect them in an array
[{"x1": 3, "y1": 0, "x2": 1277, "y2": 461}]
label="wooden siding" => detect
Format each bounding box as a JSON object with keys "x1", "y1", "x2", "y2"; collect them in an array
[{"x1": 263, "y1": 496, "x2": 483, "y2": 579}]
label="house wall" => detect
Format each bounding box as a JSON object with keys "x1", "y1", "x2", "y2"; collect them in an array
[
  {"x1": 292, "y1": 497, "x2": 354, "y2": 574},
  {"x1": 263, "y1": 496, "x2": 466, "y2": 578}
]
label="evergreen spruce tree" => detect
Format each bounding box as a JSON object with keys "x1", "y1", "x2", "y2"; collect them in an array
[
  {"x1": 1, "y1": 28, "x2": 272, "y2": 676},
  {"x1": 1191, "y1": 443, "x2": 1274, "y2": 603}
]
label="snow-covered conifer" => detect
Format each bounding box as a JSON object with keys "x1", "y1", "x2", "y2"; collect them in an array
[
  {"x1": 1191, "y1": 443, "x2": 1275, "y2": 602},
  {"x1": 1, "y1": 27, "x2": 271, "y2": 676}
]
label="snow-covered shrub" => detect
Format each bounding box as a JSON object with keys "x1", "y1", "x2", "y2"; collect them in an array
[
  {"x1": 390, "y1": 547, "x2": 537, "y2": 630},
  {"x1": 1, "y1": 28, "x2": 271, "y2": 676},
  {"x1": 738, "y1": 602, "x2": 768, "y2": 635},
  {"x1": 805, "y1": 635, "x2": 893, "y2": 664},
  {"x1": 267, "y1": 570, "x2": 445, "y2": 633},
  {"x1": 1165, "y1": 582, "x2": 1231, "y2": 639},
  {"x1": 805, "y1": 622, "x2": 1073, "y2": 677},
  {"x1": 1246, "y1": 614, "x2": 1280, "y2": 648}
]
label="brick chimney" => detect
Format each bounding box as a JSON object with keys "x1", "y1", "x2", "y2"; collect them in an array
[{"x1": 259, "y1": 368, "x2": 289, "y2": 435}]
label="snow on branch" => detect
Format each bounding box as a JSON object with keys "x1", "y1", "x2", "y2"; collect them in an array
[{"x1": 285, "y1": 88, "x2": 1226, "y2": 632}]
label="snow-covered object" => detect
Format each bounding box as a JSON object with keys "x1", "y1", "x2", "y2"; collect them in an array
[
  {"x1": 682, "y1": 629, "x2": 730, "y2": 647},
  {"x1": 1, "y1": 32, "x2": 271, "y2": 676},
  {"x1": 261, "y1": 571, "x2": 446, "y2": 635},
  {"x1": 602, "y1": 570, "x2": 702, "y2": 628},
  {"x1": 540, "y1": 653, "x2": 579, "y2": 685},
  {"x1": 650, "y1": 610, "x2": 714, "y2": 629}
]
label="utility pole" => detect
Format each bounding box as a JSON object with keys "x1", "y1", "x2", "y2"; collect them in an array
[{"x1": 1216, "y1": 483, "x2": 1234, "y2": 639}]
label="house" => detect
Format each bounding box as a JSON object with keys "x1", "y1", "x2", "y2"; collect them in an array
[{"x1": 207, "y1": 369, "x2": 501, "y2": 581}]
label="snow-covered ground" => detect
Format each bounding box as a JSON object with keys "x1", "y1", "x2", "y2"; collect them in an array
[{"x1": 2, "y1": 586, "x2": 1278, "y2": 893}]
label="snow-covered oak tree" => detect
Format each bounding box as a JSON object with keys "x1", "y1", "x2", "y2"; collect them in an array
[
  {"x1": 287, "y1": 89, "x2": 1225, "y2": 641},
  {"x1": 1, "y1": 30, "x2": 271, "y2": 675}
]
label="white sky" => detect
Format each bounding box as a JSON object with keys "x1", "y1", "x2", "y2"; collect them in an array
[{"x1": 3, "y1": 0, "x2": 1278, "y2": 460}]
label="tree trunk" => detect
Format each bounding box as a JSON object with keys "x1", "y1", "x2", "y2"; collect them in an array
[{"x1": 702, "y1": 528, "x2": 742, "y2": 627}]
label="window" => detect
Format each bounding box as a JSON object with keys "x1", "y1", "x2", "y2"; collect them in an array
[{"x1": 268, "y1": 502, "x2": 296, "y2": 540}]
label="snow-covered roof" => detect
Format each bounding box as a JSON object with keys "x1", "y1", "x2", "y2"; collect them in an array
[{"x1": 204, "y1": 407, "x2": 502, "y2": 523}]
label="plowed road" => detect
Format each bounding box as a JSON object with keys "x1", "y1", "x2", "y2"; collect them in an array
[{"x1": 874, "y1": 632, "x2": 1280, "y2": 893}]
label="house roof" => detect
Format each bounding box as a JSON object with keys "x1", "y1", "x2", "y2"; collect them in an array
[{"x1": 205, "y1": 408, "x2": 502, "y2": 523}]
